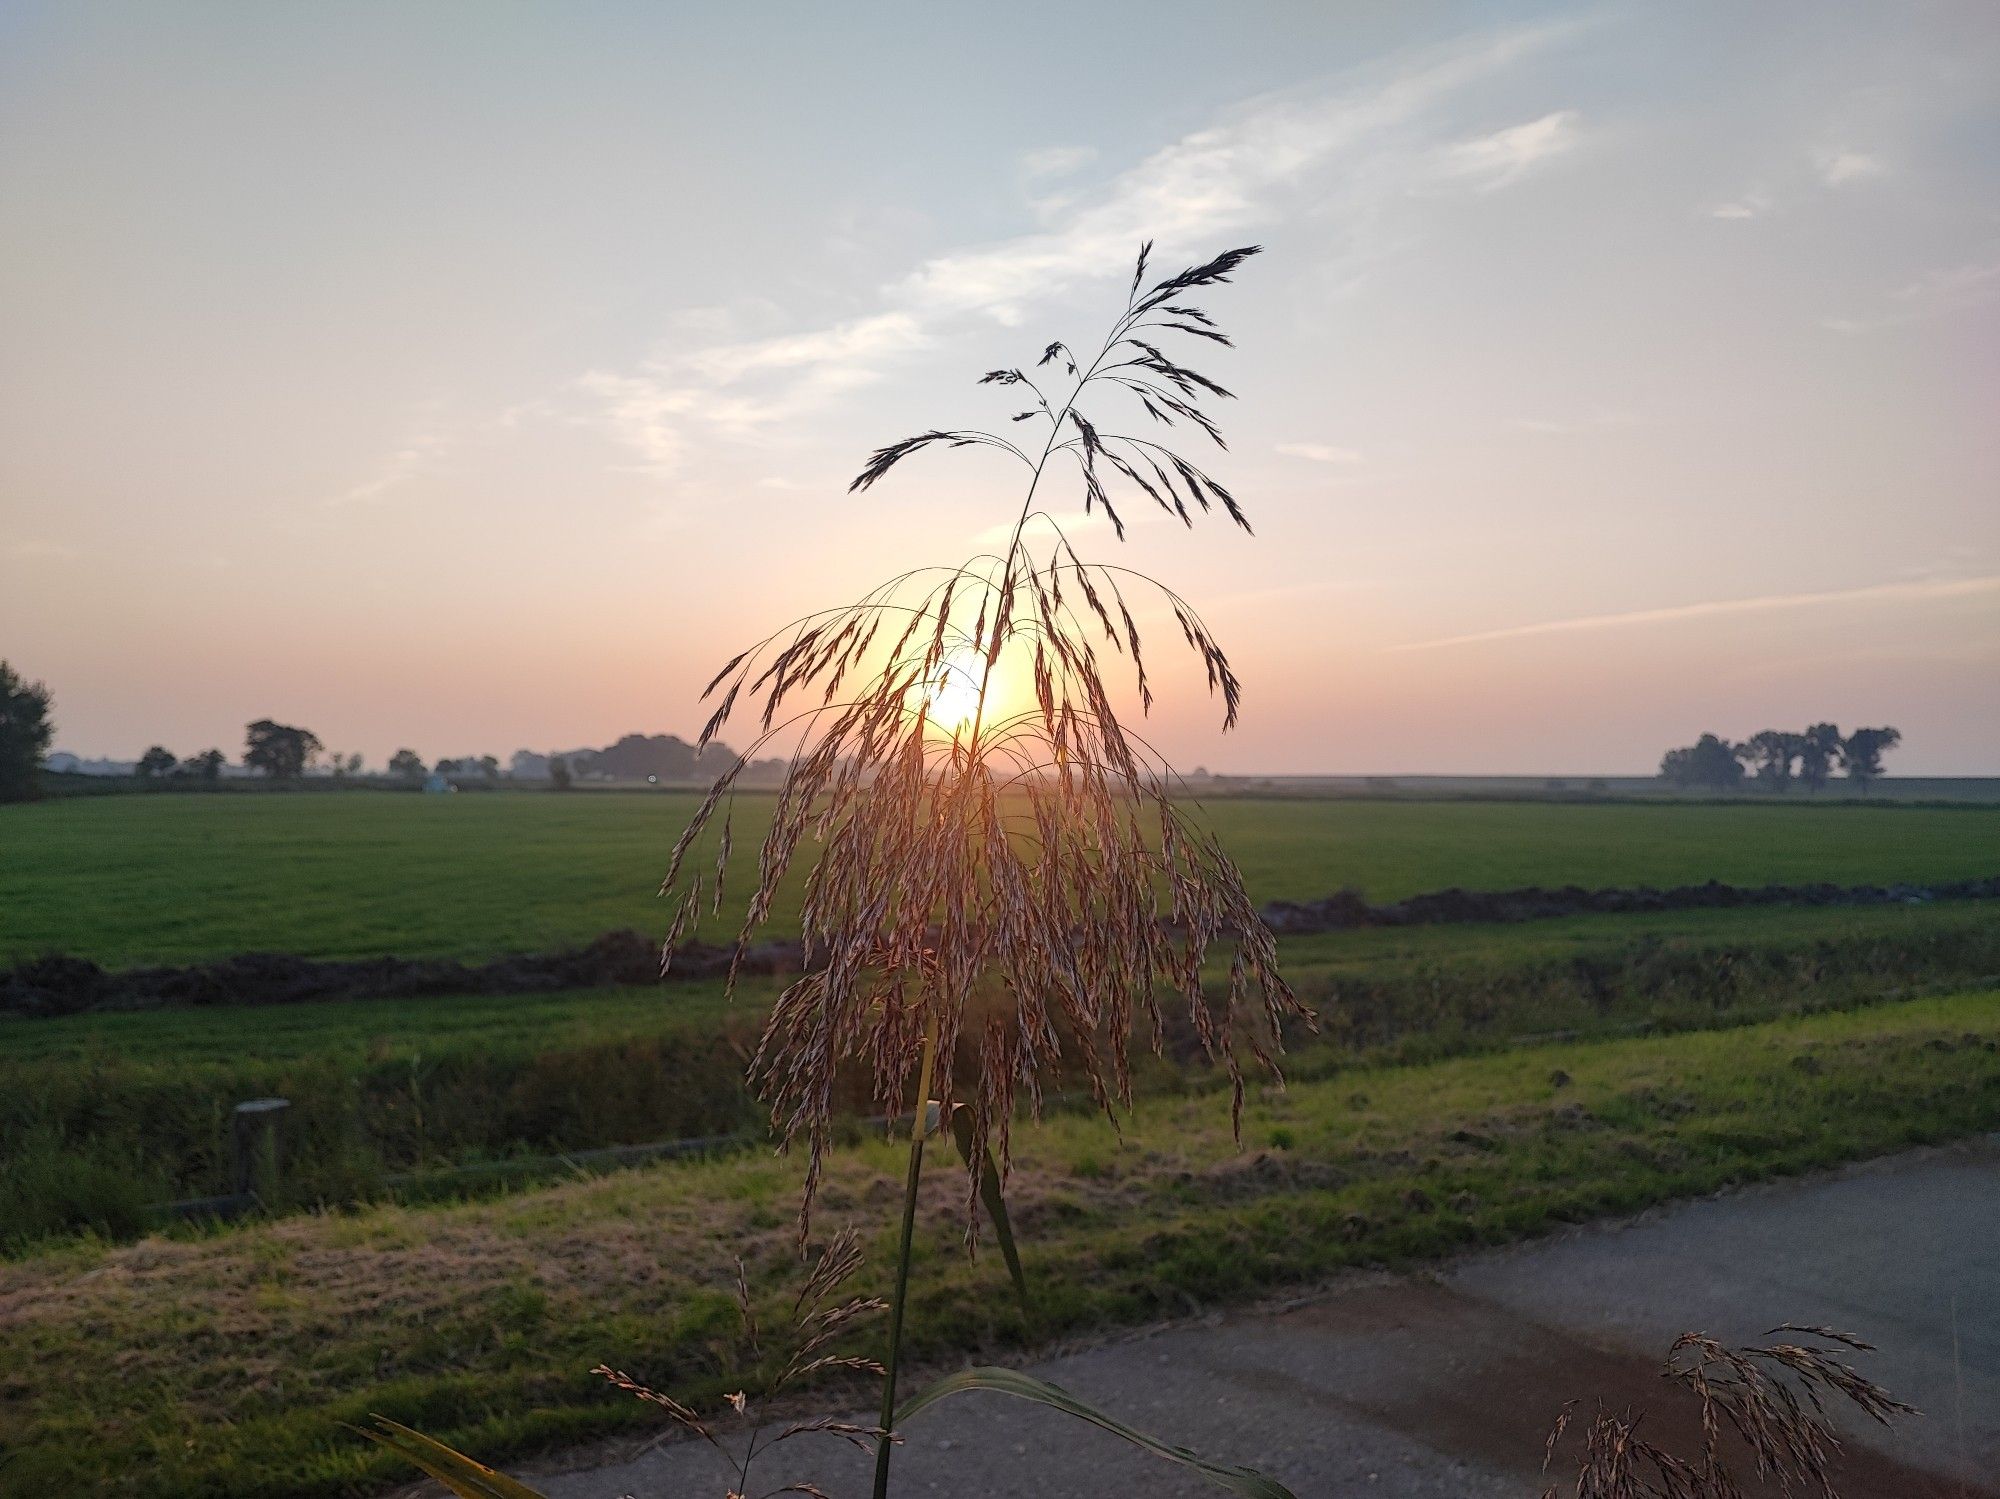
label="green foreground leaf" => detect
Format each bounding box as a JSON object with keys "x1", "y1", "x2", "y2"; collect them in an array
[
  {"x1": 898, "y1": 1365, "x2": 1298, "y2": 1499},
  {"x1": 948, "y1": 1104, "x2": 1031, "y2": 1320},
  {"x1": 351, "y1": 1417, "x2": 551, "y2": 1499}
]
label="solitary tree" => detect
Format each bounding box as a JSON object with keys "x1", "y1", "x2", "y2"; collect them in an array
[
  {"x1": 243, "y1": 719, "x2": 322, "y2": 779},
  {"x1": 136, "y1": 746, "x2": 178, "y2": 779},
  {"x1": 1742, "y1": 729, "x2": 1799, "y2": 791},
  {"x1": 474, "y1": 754, "x2": 501, "y2": 779},
  {"x1": 1798, "y1": 722, "x2": 1842, "y2": 792},
  {"x1": 1659, "y1": 732, "x2": 1746, "y2": 791},
  {"x1": 1841, "y1": 726, "x2": 1901, "y2": 791},
  {"x1": 0, "y1": 661, "x2": 54, "y2": 802},
  {"x1": 548, "y1": 755, "x2": 572, "y2": 790},
  {"x1": 183, "y1": 748, "x2": 226, "y2": 781},
  {"x1": 388, "y1": 748, "x2": 426, "y2": 781}
]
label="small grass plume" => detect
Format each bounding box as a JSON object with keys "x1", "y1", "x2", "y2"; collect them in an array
[
  {"x1": 1543, "y1": 1324, "x2": 1917, "y2": 1498},
  {"x1": 660, "y1": 240, "x2": 1308, "y2": 1499},
  {"x1": 592, "y1": 1226, "x2": 891, "y2": 1499}
]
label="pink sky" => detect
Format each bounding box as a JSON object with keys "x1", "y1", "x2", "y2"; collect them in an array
[{"x1": 4, "y1": 4, "x2": 1995, "y2": 773}]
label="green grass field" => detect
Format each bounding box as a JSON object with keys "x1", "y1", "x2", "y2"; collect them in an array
[
  {"x1": 4, "y1": 989, "x2": 1995, "y2": 1499},
  {"x1": 5, "y1": 791, "x2": 1998, "y2": 1250},
  {"x1": 4, "y1": 790, "x2": 1994, "y2": 966},
  {"x1": 5, "y1": 790, "x2": 1998, "y2": 1495}
]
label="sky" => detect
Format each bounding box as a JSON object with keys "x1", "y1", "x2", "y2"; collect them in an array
[{"x1": 3, "y1": 1, "x2": 1997, "y2": 775}]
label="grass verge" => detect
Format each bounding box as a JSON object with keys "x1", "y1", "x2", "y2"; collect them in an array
[{"x1": 2, "y1": 989, "x2": 1995, "y2": 1498}]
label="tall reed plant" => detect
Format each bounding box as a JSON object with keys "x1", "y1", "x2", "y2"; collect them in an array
[{"x1": 650, "y1": 242, "x2": 1313, "y2": 1495}]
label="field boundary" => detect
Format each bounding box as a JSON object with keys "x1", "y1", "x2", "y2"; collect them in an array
[{"x1": 8, "y1": 873, "x2": 1996, "y2": 1018}]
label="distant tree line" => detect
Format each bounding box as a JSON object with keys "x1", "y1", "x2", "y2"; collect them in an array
[
  {"x1": 135, "y1": 746, "x2": 228, "y2": 782},
  {"x1": 1659, "y1": 724, "x2": 1901, "y2": 793}
]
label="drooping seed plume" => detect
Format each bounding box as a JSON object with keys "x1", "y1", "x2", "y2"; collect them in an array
[{"x1": 661, "y1": 243, "x2": 1314, "y2": 1231}]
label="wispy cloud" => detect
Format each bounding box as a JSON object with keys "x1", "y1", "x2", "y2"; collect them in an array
[
  {"x1": 1708, "y1": 188, "x2": 1771, "y2": 220},
  {"x1": 1277, "y1": 441, "x2": 1362, "y2": 463},
  {"x1": 578, "y1": 21, "x2": 1583, "y2": 477},
  {"x1": 335, "y1": 415, "x2": 452, "y2": 505},
  {"x1": 1817, "y1": 149, "x2": 1885, "y2": 186},
  {"x1": 1395, "y1": 575, "x2": 2000, "y2": 651},
  {"x1": 1822, "y1": 253, "x2": 2000, "y2": 334},
  {"x1": 4, "y1": 538, "x2": 77, "y2": 561},
  {"x1": 579, "y1": 313, "x2": 930, "y2": 472},
  {"x1": 1507, "y1": 410, "x2": 1642, "y2": 436},
  {"x1": 1021, "y1": 145, "x2": 1097, "y2": 181},
  {"x1": 905, "y1": 28, "x2": 1578, "y2": 321},
  {"x1": 1894, "y1": 258, "x2": 2000, "y2": 306},
  {"x1": 1437, "y1": 109, "x2": 1580, "y2": 191}
]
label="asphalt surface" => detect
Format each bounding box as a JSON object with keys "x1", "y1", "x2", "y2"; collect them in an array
[{"x1": 540, "y1": 1137, "x2": 1998, "y2": 1498}]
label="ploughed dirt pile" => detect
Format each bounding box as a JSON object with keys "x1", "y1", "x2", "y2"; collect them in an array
[
  {"x1": 5, "y1": 875, "x2": 1995, "y2": 1018},
  {"x1": 1257, "y1": 874, "x2": 2000, "y2": 934},
  {"x1": 0, "y1": 933, "x2": 803, "y2": 1018}
]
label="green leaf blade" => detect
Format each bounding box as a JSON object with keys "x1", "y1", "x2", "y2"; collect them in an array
[
  {"x1": 949, "y1": 1105, "x2": 1031, "y2": 1321},
  {"x1": 351, "y1": 1417, "x2": 552, "y2": 1499}
]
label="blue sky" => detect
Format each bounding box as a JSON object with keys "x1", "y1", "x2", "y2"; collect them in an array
[{"x1": 3, "y1": 2, "x2": 1996, "y2": 772}]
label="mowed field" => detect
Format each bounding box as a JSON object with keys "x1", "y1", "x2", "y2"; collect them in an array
[{"x1": 4, "y1": 789, "x2": 1995, "y2": 966}]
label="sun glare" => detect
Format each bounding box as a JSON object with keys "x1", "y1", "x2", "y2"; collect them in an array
[{"x1": 925, "y1": 648, "x2": 986, "y2": 735}]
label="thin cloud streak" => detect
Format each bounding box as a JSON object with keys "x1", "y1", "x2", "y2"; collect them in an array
[
  {"x1": 1395, "y1": 575, "x2": 2000, "y2": 651},
  {"x1": 1277, "y1": 441, "x2": 1362, "y2": 463},
  {"x1": 1437, "y1": 109, "x2": 1580, "y2": 191}
]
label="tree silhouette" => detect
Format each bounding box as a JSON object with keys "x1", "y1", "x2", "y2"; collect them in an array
[
  {"x1": 388, "y1": 748, "x2": 426, "y2": 780},
  {"x1": 1742, "y1": 729, "x2": 1801, "y2": 791},
  {"x1": 1798, "y1": 722, "x2": 1842, "y2": 792},
  {"x1": 136, "y1": 746, "x2": 178, "y2": 778},
  {"x1": 0, "y1": 661, "x2": 54, "y2": 802},
  {"x1": 244, "y1": 719, "x2": 322, "y2": 779},
  {"x1": 1841, "y1": 726, "x2": 1901, "y2": 790},
  {"x1": 1659, "y1": 732, "x2": 1745, "y2": 791}
]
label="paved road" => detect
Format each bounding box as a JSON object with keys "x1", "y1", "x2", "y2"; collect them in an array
[{"x1": 541, "y1": 1138, "x2": 1998, "y2": 1498}]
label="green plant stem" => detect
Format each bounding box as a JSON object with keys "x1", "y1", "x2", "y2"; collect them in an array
[{"x1": 872, "y1": 1018, "x2": 939, "y2": 1499}]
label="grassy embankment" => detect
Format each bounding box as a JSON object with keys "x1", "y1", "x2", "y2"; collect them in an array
[
  {"x1": 6, "y1": 899, "x2": 1996, "y2": 1245},
  {"x1": 2, "y1": 989, "x2": 1995, "y2": 1498}
]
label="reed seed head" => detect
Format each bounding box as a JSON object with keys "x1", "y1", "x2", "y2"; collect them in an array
[{"x1": 663, "y1": 243, "x2": 1314, "y2": 1235}]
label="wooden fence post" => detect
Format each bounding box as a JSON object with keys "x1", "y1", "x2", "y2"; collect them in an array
[{"x1": 231, "y1": 1098, "x2": 290, "y2": 1204}]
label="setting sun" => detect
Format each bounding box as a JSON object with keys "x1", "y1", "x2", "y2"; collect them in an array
[{"x1": 924, "y1": 647, "x2": 986, "y2": 734}]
